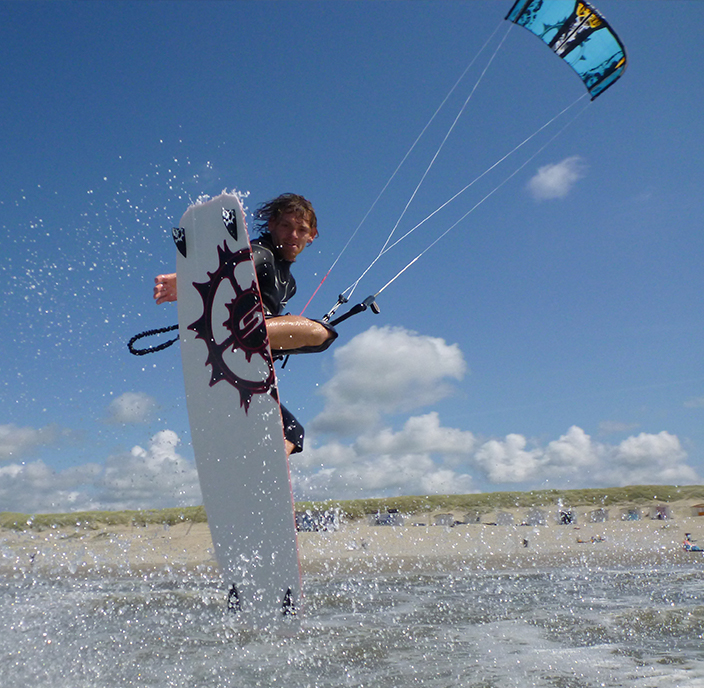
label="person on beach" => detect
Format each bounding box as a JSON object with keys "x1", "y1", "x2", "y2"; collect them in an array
[
  {"x1": 683, "y1": 533, "x2": 703, "y2": 552},
  {"x1": 153, "y1": 193, "x2": 337, "y2": 457}
]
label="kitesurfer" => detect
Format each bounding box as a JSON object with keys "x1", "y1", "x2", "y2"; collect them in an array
[{"x1": 153, "y1": 193, "x2": 337, "y2": 456}]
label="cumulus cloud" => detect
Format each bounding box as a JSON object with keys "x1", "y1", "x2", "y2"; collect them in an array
[
  {"x1": 474, "y1": 433, "x2": 545, "y2": 483},
  {"x1": 603, "y1": 431, "x2": 696, "y2": 486},
  {"x1": 0, "y1": 423, "x2": 64, "y2": 461},
  {"x1": 0, "y1": 430, "x2": 201, "y2": 514},
  {"x1": 105, "y1": 391, "x2": 157, "y2": 424},
  {"x1": 310, "y1": 325, "x2": 466, "y2": 435},
  {"x1": 295, "y1": 412, "x2": 477, "y2": 499},
  {"x1": 355, "y1": 412, "x2": 476, "y2": 460},
  {"x1": 0, "y1": 460, "x2": 102, "y2": 513},
  {"x1": 471, "y1": 426, "x2": 697, "y2": 488},
  {"x1": 97, "y1": 430, "x2": 201, "y2": 510},
  {"x1": 3, "y1": 325, "x2": 699, "y2": 510},
  {"x1": 474, "y1": 426, "x2": 602, "y2": 484},
  {"x1": 293, "y1": 438, "x2": 475, "y2": 500},
  {"x1": 291, "y1": 326, "x2": 700, "y2": 499},
  {"x1": 293, "y1": 326, "x2": 474, "y2": 500},
  {"x1": 527, "y1": 155, "x2": 587, "y2": 200}
]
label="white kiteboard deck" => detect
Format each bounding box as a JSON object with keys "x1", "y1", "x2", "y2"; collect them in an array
[{"x1": 174, "y1": 193, "x2": 301, "y2": 627}]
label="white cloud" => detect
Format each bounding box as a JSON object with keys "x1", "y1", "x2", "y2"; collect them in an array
[
  {"x1": 684, "y1": 396, "x2": 704, "y2": 408},
  {"x1": 295, "y1": 413, "x2": 477, "y2": 500},
  {"x1": 311, "y1": 325, "x2": 466, "y2": 435},
  {"x1": 603, "y1": 431, "x2": 696, "y2": 486},
  {"x1": 544, "y1": 425, "x2": 601, "y2": 473},
  {"x1": 105, "y1": 391, "x2": 157, "y2": 424},
  {"x1": 292, "y1": 325, "x2": 700, "y2": 498},
  {"x1": 4, "y1": 326, "x2": 699, "y2": 511},
  {"x1": 291, "y1": 418, "x2": 475, "y2": 499},
  {"x1": 0, "y1": 430, "x2": 201, "y2": 514},
  {"x1": 4, "y1": 420, "x2": 694, "y2": 512},
  {"x1": 297, "y1": 414, "x2": 699, "y2": 499},
  {"x1": 474, "y1": 433, "x2": 545, "y2": 483},
  {"x1": 293, "y1": 447, "x2": 475, "y2": 501},
  {"x1": 527, "y1": 155, "x2": 587, "y2": 200},
  {"x1": 471, "y1": 426, "x2": 697, "y2": 488},
  {"x1": 294, "y1": 439, "x2": 358, "y2": 470},
  {"x1": 97, "y1": 430, "x2": 201, "y2": 510},
  {"x1": 293, "y1": 326, "x2": 473, "y2": 499},
  {"x1": 0, "y1": 460, "x2": 102, "y2": 513},
  {"x1": 355, "y1": 412, "x2": 475, "y2": 461},
  {"x1": 0, "y1": 423, "x2": 63, "y2": 461}
]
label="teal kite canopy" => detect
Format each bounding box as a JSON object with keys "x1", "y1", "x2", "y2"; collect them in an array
[{"x1": 506, "y1": 0, "x2": 627, "y2": 99}]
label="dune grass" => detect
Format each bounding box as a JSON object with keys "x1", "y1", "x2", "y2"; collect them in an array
[
  {"x1": 2, "y1": 485, "x2": 704, "y2": 532},
  {"x1": 296, "y1": 484, "x2": 704, "y2": 520},
  {"x1": 0, "y1": 506, "x2": 207, "y2": 532}
]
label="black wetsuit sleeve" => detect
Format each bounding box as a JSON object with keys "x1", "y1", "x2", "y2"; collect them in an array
[
  {"x1": 281, "y1": 404, "x2": 305, "y2": 453},
  {"x1": 251, "y1": 236, "x2": 296, "y2": 316},
  {"x1": 251, "y1": 243, "x2": 279, "y2": 316}
]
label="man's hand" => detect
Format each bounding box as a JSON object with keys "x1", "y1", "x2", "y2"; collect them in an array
[{"x1": 154, "y1": 273, "x2": 177, "y2": 304}]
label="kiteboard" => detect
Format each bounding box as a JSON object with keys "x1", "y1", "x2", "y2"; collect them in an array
[{"x1": 174, "y1": 193, "x2": 301, "y2": 627}]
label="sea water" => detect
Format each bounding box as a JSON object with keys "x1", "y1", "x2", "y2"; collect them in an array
[{"x1": 2, "y1": 565, "x2": 704, "y2": 688}]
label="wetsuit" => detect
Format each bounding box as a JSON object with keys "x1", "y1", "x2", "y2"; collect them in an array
[
  {"x1": 251, "y1": 233, "x2": 337, "y2": 453},
  {"x1": 251, "y1": 233, "x2": 297, "y2": 318}
]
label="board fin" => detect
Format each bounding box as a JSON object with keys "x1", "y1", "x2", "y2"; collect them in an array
[
  {"x1": 222, "y1": 208, "x2": 239, "y2": 241},
  {"x1": 282, "y1": 588, "x2": 296, "y2": 616},
  {"x1": 227, "y1": 584, "x2": 241, "y2": 613},
  {"x1": 172, "y1": 226, "x2": 187, "y2": 257}
]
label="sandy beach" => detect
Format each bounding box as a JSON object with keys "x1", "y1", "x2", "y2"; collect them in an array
[{"x1": 2, "y1": 500, "x2": 703, "y2": 578}]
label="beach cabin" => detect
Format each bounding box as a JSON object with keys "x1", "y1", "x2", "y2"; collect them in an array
[
  {"x1": 620, "y1": 507, "x2": 642, "y2": 521},
  {"x1": 557, "y1": 509, "x2": 577, "y2": 525},
  {"x1": 523, "y1": 509, "x2": 548, "y2": 526},
  {"x1": 495, "y1": 511, "x2": 514, "y2": 526},
  {"x1": 296, "y1": 511, "x2": 316, "y2": 532},
  {"x1": 649, "y1": 504, "x2": 672, "y2": 520},
  {"x1": 691, "y1": 504, "x2": 704, "y2": 517},
  {"x1": 295, "y1": 509, "x2": 340, "y2": 532},
  {"x1": 433, "y1": 513, "x2": 456, "y2": 527},
  {"x1": 588, "y1": 508, "x2": 609, "y2": 523},
  {"x1": 463, "y1": 510, "x2": 483, "y2": 524},
  {"x1": 369, "y1": 509, "x2": 404, "y2": 527}
]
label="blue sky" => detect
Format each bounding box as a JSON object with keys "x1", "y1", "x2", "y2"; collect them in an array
[{"x1": 1, "y1": 0, "x2": 703, "y2": 513}]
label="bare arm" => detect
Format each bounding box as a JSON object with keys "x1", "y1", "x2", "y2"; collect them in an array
[
  {"x1": 154, "y1": 273, "x2": 177, "y2": 305},
  {"x1": 265, "y1": 315, "x2": 335, "y2": 351},
  {"x1": 153, "y1": 274, "x2": 334, "y2": 352}
]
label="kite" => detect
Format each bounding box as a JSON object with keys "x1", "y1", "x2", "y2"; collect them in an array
[{"x1": 506, "y1": 0, "x2": 627, "y2": 99}]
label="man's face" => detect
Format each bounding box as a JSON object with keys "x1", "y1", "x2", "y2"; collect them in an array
[{"x1": 268, "y1": 211, "x2": 316, "y2": 262}]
